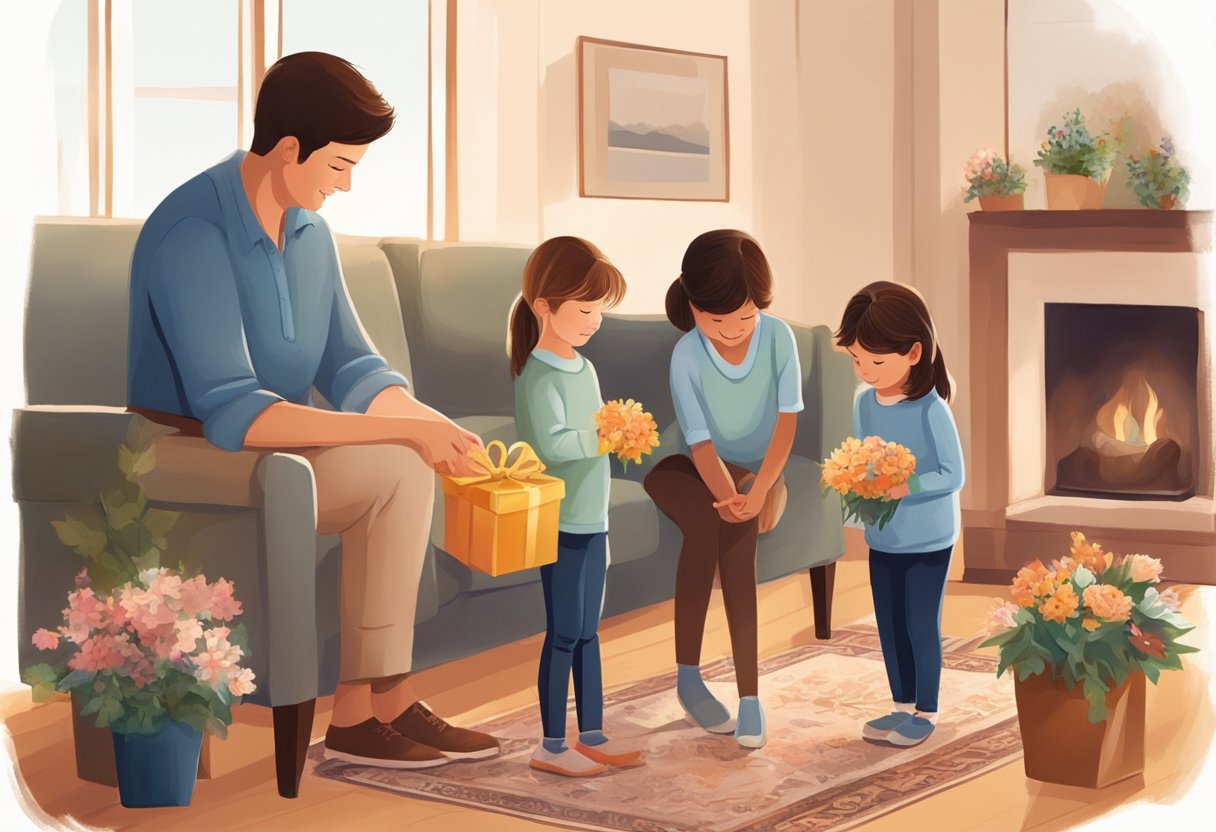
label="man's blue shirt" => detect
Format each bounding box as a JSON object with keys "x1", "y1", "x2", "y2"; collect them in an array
[{"x1": 127, "y1": 151, "x2": 409, "y2": 451}]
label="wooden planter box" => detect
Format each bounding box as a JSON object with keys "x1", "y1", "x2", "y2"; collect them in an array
[{"x1": 1014, "y1": 670, "x2": 1145, "y2": 788}]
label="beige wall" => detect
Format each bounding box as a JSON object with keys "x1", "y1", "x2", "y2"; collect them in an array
[
  {"x1": 911, "y1": 0, "x2": 1006, "y2": 510},
  {"x1": 457, "y1": 0, "x2": 787, "y2": 318},
  {"x1": 1008, "y1": 0, "x2": 1215, "y2": 210}
]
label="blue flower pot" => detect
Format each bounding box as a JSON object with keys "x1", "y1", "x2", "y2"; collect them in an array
[{"x1": 111, "y1": 720, "x2": 203, "y2": 808}]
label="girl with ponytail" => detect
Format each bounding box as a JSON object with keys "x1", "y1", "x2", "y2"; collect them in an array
[
  {"x1": 834, "y1": 280, "x2": 964, "y2": 749},
  {"x1": 508, "y1": 237, "x2": 636, "y2": 777},
  {"x1": 644, "y1": 229, "x2": 802, "y2": 750}
]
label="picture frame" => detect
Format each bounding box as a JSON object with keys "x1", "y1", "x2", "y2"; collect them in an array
[{"x1": 577, "y1": 36, "x2": 729, "y2": 201}]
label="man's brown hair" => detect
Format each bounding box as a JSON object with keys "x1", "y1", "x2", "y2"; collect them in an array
[{"x1": 251, "y1": 52, "x2": 395, "y2": 162}]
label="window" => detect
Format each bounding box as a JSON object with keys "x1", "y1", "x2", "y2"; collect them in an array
[
  {"x1": 42, "y1": 0, "x2": 441, "y2": 237},
  {"x1": 281, "y1": 0, "x2": 430, "y2": 237}
]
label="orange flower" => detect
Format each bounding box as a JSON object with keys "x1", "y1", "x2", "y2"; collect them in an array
[
  {"x1": 1038, "y1": 583, "x2": 1079, "y2": 623},
  {"x1": 820, "y1": 436, "x2": 916, "y2": 500},
  {"x1": 594, "y1": 399, "x2": 660, "y2": 465},
  {"x1": 1128, "y1": 623, "x2": 1166, "y2": 659},
  {"x1": 1011, "y1": 560, "x2": 1057, "y2": 607},
  {"x1": 1069, "y1": 532, "x2": 1112, "y2": 574},
  {"x1": 1082, "y1": 618, "x2": 1101, "y2": 632},
  {"x1": 1082, "y1": 584, "x2": 1133, "y2": 622}
]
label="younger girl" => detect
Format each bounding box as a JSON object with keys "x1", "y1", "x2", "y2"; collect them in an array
[
  {"x1": 509, "y1": 236, "x2": 643, "y2": 777},
  {"x1": 835, "y1": 281, "x2": 965, "y2": 748}
]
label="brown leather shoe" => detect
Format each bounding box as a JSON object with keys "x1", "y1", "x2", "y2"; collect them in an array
[
  {"x1": 324, "y1": 718, "x2": 449, "y2": 769},
  {"x1": 392, "y1": 701, "x2": 501, "y2": 760}
]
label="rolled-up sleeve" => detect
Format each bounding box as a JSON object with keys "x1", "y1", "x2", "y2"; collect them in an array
[
  {"x1": 313, "y1": 235, "x2": 410, "y2": 413},
  {"x1": 147, "y1": 219, "x2": 283, "y2": 451}
]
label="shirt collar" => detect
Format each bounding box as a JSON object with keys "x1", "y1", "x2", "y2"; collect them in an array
[
  {"x1": 211, "y1": 150, "x2": 317, "y2": 253},
  {"x1": 531, "y1": 348, "x2": 585, "y2": 373}
]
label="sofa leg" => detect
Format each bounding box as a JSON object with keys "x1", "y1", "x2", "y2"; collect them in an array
[
  {"x1": 273, "y1": 699, "x2": 316, "y2": 798},
  {"x1": 809, "y1": 562, "x2": 837, "y2": 640}
]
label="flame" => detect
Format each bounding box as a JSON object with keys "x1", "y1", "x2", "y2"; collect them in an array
[{"x1": 1098, "y1": 376, "x2": 1164, "y2": 447}]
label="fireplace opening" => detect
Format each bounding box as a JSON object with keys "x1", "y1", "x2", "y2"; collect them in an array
[{"x1": 1044, "y1": 303, "x2": 1200, "y2": 501}]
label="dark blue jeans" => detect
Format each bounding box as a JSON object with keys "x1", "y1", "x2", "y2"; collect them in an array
[
  {"x1": 869, "y1": 546, "x2": 953, "y2": 713},
  {"x1": 538, "y1": 531, "x2": 607, "y2": 739}
]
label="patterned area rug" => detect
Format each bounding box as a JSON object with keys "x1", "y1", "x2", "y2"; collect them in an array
[{"x1": 308, "y1": 626, "x2": 1021, "y2": 832}]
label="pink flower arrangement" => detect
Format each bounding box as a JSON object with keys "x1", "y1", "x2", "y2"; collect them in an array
[{"x1": 24, "y1": 567, "x2": 256, "y2": 737}]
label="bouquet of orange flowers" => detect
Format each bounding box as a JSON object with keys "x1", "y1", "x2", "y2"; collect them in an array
[
  {"x1": 981, "y1": 531, "x2": 1198, "y2": 722},
  {"x1": 820, "y1": 435, "x2": 917, "y2": 530},
  {"x1": 594, "y1": 399, "x2": 660, "y2": 472}
]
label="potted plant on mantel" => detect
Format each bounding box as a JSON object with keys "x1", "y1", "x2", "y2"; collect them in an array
[
  {"x1": 1126, "y1": 136, "x2": 1191, "y2": 209},
  {"x1": 981, "y1": 531, "x2": 1198, "y2": 788},
  {"x1": 1034, "y1": 109, "x2": 1120, "y2": 210},
  {"x1": 963, "y1": 149, "x2": 1027, "y2": 211}
]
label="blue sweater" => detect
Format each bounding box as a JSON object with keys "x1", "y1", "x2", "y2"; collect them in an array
[{"x1": 853, "y1": 388, "x2": 965, "y2": 554}]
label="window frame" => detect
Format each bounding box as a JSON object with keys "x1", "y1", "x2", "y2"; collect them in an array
[{"x1": 77, "y1": 0, "x2": 453, "y2": 239}]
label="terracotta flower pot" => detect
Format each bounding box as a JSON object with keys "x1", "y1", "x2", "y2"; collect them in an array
[
  {"x1": 1014, "y1": 670, "x2": 1145, "y2": 788},
  {"x1": 1044, "y1": 171, "x2": 1110, "y2": 210},
  {"x1": 978, "y1": 193, "x2": 1025, "y2": 212},
  {"x1": 1158, "y1": 194, "x2": 1178, "y2": 210}
]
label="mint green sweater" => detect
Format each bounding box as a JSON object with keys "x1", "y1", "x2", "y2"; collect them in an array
[{"x1": 513, "y1": 349, "x2": 609, "y2": 534}]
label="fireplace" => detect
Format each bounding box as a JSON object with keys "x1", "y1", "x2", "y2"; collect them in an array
[
  {"x1": 964, "y1": 209, "x2": 1216, "y2": 586},
  {"x1": 1045, "y1": 303, "x2": 1200, "y2": 501}
]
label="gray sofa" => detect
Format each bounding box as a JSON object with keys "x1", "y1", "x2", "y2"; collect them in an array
[{"x1": 12, "y1": 219, "x2": 853, "y2": 797}]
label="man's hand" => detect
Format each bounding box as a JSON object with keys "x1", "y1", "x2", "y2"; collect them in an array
[{"x1": 407, "y1": 420, "x2": 483, "y2": 476}]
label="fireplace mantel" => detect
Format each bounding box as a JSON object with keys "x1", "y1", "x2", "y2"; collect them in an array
[{"x1": 964, "y1": 209, "x2": 1215, "y2": 585}]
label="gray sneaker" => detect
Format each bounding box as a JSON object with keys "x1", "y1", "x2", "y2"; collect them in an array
[
  {"x1": 887, "y1": 715, "x2": 936, "y2": 747},
  {"x1": 861, "y1": 711, "x2": 915, "y2": 741}
]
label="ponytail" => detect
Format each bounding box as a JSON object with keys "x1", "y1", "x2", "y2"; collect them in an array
[
  {"x1": 665, "y1": 277, "x2": 696, "y2": 332},
  {"x1": 507, "y1": 294, "x2": 539, "y2": 379},
  {"x1": 931, "y1": 344, "x2": 953, "y2": 403}
]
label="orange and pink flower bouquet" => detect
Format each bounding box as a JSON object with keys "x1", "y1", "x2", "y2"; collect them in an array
[
  {"x1": 820, "y1": 435, "x2": 917, "y2": 530},
  {"x1": 981, "y1": 531, "x2": 1198, "y2": 722},
  {"x1": 594, "y1": 398, "x2": 660, "y2": 472},
  {"x1": 24, "y1": 566, "x2": 256, "y2": 738}
]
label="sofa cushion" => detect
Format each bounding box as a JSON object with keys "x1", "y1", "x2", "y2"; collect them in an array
[
  {"x1": 26, "y1": 220, "x2": 141, "y2": 406},
  {"x1": 757, "y1": 455, "x2": 844, "y2": 580},
  {"x1": 393, "y1": 245, "x2": 533, "y2": 417},
  {"x1": 334, "y1": 237, "x2": 413, "y2": 384}
]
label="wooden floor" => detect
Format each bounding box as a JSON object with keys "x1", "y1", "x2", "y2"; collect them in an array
[{"x1": 2, "y1": 529, "x2": 1213, "y2": 831}]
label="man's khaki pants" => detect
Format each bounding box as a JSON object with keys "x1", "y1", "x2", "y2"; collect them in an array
[{"x1": 300, "y1": 444, "x2": 434, "y2": 682}]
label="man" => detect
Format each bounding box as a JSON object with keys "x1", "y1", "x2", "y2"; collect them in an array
[{"x1": 127, "y1": 52, "x2": 498, "y2": 768}]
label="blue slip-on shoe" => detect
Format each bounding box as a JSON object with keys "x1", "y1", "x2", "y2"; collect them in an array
[
  {"x1": 861, "y1": 710, "x2": 915, "y2": 741},
  {"x1": 887, "y1": 715, "x2": 936, "y2": 747},
  {"x1": 676, "y1": 665, "x2": 734, "y2": 734},
  {"x1": 734, "y1": 697, "x2": 766, "y2": 748}
]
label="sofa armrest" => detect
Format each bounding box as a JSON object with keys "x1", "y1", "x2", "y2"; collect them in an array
[{"x1": 13, "y1": 406, "x2": 325, "y2": 707}]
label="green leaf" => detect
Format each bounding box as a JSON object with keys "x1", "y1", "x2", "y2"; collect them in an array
[
  {"x1": 56, "y1": 669, "x2": 97, "y2": 692},
  {"x1": 52, "y1": 514, "x2": 109, "y2": 559},
  {"x1": 22, "y1": 664, "x2": 62, "y2": 702},
  {"x1": 1072, "y1": 565, "x2": 1095, "y2": 589},
  {"x1": 119, "y1": 445, "x2": 157, "y2": 482},
  {"x1": 143, "y1": 508, "x2": 180, "y2": 539},
  {"x1": 101, "y1": 490, "x2": 141, "y2": 530}
]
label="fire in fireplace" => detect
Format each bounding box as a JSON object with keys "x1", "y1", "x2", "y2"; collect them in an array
[{"x1": 1044, "y1": 303, "x2": 1200, "y2": 501}]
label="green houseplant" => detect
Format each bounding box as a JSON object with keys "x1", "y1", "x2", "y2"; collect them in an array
[
  {"x1": 963, "y1": 149, "x2": 1026, "y2": 211},
  {"x1": 1126, "y1": 136, "x2": 1190, "y2": 209},
  {"x1": 1034, "y1": 109, "x2": 1120, "y2": 210},
  {"x1": 981, "y1": 531, "x2": 1198, "y2": 788}
]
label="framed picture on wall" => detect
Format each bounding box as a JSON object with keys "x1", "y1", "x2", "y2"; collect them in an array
[{"x1": 578, "y1": 36, "x2": 729, "y2": 201}]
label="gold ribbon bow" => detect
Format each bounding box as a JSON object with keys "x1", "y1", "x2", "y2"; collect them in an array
[{"x1": 462, "y1": 440, "x2": 547, "y2": 483}]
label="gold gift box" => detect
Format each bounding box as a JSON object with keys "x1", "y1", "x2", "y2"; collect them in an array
[{"x1": 440, "y1": 441, "x2": 565, "y2": 576}]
